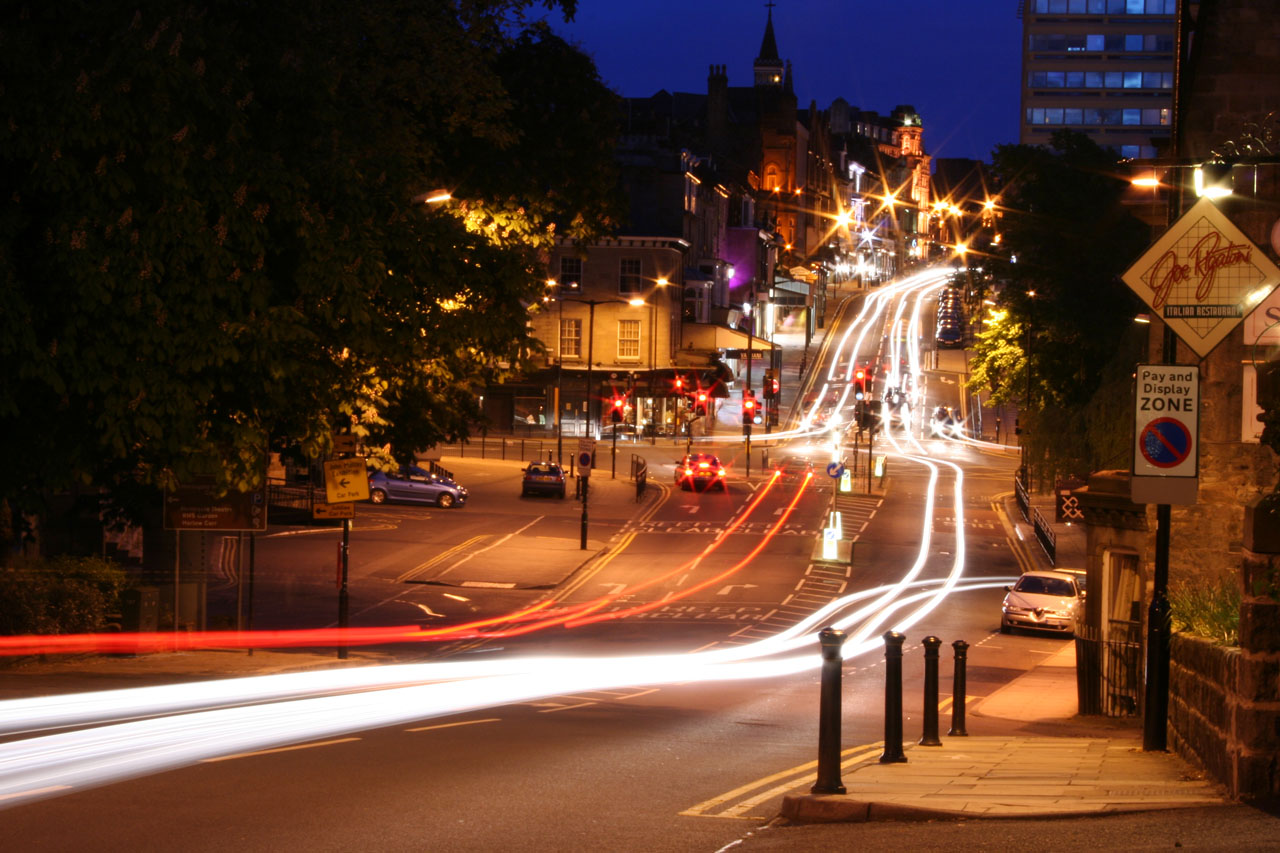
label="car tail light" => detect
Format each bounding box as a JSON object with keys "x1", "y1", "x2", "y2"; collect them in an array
[
  {"x1": 698, "y1": 462, "x2": 710, "y2": 469},
  {"x1": 685, "y1": 468, "x2": 694, "y2": 476},
  {"x1": 717, "y1": 469, "x2": 726, "y2": 477}
]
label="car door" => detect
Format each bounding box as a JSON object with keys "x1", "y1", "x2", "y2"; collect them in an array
[{"x1": 401, "y1": 466, "x2": 443, "y2": 504}]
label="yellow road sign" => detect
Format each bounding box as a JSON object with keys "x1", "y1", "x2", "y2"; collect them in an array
[
  {"x1": 313, "y1": 501, "x2": 355, "y2": 520},
  {"x1": 324, "y1": 458, "x2": 369, "y2": 503}
]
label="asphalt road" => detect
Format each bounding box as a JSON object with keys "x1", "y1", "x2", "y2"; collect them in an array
[{"x1": 13, "y1": 280, "x2": 1258, "y2": 850}]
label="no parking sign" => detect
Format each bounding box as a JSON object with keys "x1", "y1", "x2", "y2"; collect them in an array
[{"x1": 1132, "y1": 364, "x2": 1199, "y2": 505}]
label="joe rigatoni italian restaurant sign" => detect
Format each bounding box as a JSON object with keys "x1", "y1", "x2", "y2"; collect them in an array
[{"x1": 1122, "y1": 197, "x2": 1280, "y2": 359}]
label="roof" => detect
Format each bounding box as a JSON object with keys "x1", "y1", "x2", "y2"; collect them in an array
[{"x1": 756, "y1": 9, "x2": 780, "y2": 63}]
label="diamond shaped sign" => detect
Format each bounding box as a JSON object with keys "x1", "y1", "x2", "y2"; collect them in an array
[{"x1": 1122, "y1": 198, "x2": 1280, "y2": 359}]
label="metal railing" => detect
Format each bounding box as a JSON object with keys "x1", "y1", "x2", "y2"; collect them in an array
[
  {"x1": 1074, "y1": 620, "x2": 1143, "y2": 717},
  {"x1": 1032, "y1": 505, "x2": 1057, "y2": 565},
  {"x1": 1014, "y1": 471, "x2": 1030, "y2": 522},
  {"x1": 434, "y1": 437, "x2": 548, "y2": 463}
]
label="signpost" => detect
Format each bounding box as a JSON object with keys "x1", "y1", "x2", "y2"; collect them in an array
[
  {"x1": 1132, "y1": 364, "x2": 1199, "y2": 505},
  {"x1": 577, "y1": 438, "x2": 596, "y2": 549},
  {"x1": 323, "y1": 458, "x2": 369, "y2": 504},
  {"x1": 1118, "y1": 197, "x2": 1280, "y2": 752},
  {"x1": 163, "y1": 478, "x2": 267, "y2": 640},
  {"x1": 322, "y1": 448, "x2": 367, "y2": 659}
]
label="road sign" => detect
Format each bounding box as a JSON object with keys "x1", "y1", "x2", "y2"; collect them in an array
[
  {"x1": 324, "y1": 458, "x2": 370, "y2": 503},
  {"x1": 332, "y1": 433, "x2": 357, "y2": 454},
  {"x1": 163, "y1": 481, "x2": 268, "y2": 532},
  {"x1": 825, "y1": 461, "x2": 845, "y2": 479},
  {"x1": 1122, "y1": 198, "x2": 1280, "y2": 359},
  {"x1": 1132, "y1": 363, "x2": 1199, "y2": 505},
  {"x1": 313, "y1": 501, "x2": 355, "y2": 520},
  {"x1": 577, "y1": 437, "x2": 596, "y2": 476}
]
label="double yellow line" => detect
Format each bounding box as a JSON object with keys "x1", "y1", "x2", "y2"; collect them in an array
[
  {"x1": 680, "y1": 743, "x2": 884, "y2": 819},
  {"x1": 395, "y1": 534, "x2": 488, "y2": 583},
  {"x1": 557, "y1": 480, "x2": 672, "y2": 599}
]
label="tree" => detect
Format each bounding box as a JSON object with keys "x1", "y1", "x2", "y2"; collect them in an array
[
  {"x1": 968, "y1": 131, "x2": 1150, "y2": 482},
  {"x1": 0, "y1": 1, "x2": 623, "y2": 526}
]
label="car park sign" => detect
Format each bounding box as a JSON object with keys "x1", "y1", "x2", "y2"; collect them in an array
[{"x1": 1131, "y1": 363, "x2": 1199, "y2": 505}]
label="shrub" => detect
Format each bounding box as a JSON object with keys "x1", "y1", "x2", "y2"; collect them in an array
[
  {"x1": 0, "y1": 556, "x2": 128, "y2": 636},
  {"x1": 1169, "y1": 574, "x2": 1240, "y2": 646}
]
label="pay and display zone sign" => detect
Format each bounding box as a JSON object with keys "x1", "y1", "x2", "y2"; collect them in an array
[{"x1": 1132, "y1": 364, "x2": 1199, "y2": 505}]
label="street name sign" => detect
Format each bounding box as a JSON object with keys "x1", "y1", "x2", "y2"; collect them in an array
[
  {"x1": 163, "y1": 480, "x2": 267, "y2": 532},
  {"x1": 1131, "y1": 363, "x2": 1199, "y2": 505},
  {"x1": 323, "y1": 458, "x2": 370, "y2": 503},
  {"x1": 1122, "y1": 198, "x2": 1280, "y2": 359}
]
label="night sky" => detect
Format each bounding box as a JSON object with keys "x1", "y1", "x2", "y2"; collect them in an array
[{"x1": 545, "y1": 0, "x2": 1023, "y2": 165}]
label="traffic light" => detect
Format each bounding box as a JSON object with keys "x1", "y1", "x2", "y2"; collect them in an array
[
  {"x1": 763, "y1": 369, "x2": 779, "y2": 401},
  {"x1": 696, "y1": 390, "x2": 708, "y2": 417},
  {"x1": 742, "y1": 392, "x2": 758, "y2": 425},
  {"x1": 854, "y1": 367, "x2": 867, "y2": 401},
  {"x1": 610, "y1": 396, "x2": 624, "y2": 424},
  {"x1": 673, "y1": 375, "x2": 685, "y2": 394}
]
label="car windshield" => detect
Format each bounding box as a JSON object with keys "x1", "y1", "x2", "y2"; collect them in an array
[{"x1": 1015, "y1": 575, "x2": 1076, "y2": 596}]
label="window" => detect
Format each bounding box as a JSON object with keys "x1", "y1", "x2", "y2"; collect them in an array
[
  {"x1": 617, "y1": 319, "x2": 640, "y2": 361},
  {"x1": 1064, "y1": 108, "x2": 1083, "y2": 125},
  {"x1": 1086, "y1": 34, "x2": 1104, "y2": 52},
  {"x1": 1125, "y1": 34, "x2": 1144, "y2": 51},
  {"x1": 560, "y1": 318, "x2": 581, "y2": 359},
  {"x1": 1124, "y1": 71, "x2": 1142, "y2": 88},
  {"x1": 559, "y1": 257, "x2": 582, "y2": 290},
  {"x1": 1142, "y1": 108, "x2": 1169, "y2": 126},
  {"x1": 1123, "y1": 109, "x2": 1141, "y2": 125},
  {"x1": 619, "y1": 258, "x2": 642, "y2": 296},
  {"x1": 1085, "y1": 71, "x2": 1104, "y2": 88},
  {"x1": 1066, "y1": 71, "x2": 1084, "y2": 88}
]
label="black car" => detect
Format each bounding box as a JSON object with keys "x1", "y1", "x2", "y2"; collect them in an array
[{"x1": 521, "y1": 462, "x2": 567, "y2": 498}]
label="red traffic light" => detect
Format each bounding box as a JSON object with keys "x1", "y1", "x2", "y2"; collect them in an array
[
  {"x1": 697, "y1": 391, "x2": 708, "y2": 403},
  {"x1": 744, "y1": 397, "x2": 756, "y2": 411},
  {"x1": 855, "y1": 368, "x2": 866, "y2": 381},
  {"x1": 613, "y1": 397, "x2": 624, "y2": 408}
]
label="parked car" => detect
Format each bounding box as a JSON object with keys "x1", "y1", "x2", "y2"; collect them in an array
[
  {"x1": 521, "y1": 461, "x2": 566, "y2": 498},
  {"x1": 675, "y1": 453, "x2": 728, "y2": 491},
  {"x1": 1000, "y1": 570, "x2": 1084, "y2": 634},
  {"x1": 367, "y1": 465, "x2": 468, "y2": 508},
  {"x1": 936, "y1": 323, "x2": 964, "y2": 348}
]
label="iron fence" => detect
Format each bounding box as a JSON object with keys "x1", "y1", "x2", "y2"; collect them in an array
[{"x1": 1074, "y1": 620, "x2": 1143, "y2": 717}]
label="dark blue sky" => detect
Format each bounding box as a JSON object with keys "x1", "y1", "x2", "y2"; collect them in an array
[{"x1": 545, "y1": 0, "x2": 1022, "y2": 164}]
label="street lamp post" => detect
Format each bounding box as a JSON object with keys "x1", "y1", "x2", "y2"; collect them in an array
[{"x1": 1022, "y1": 290, "x2": 1036, "y2": 480}]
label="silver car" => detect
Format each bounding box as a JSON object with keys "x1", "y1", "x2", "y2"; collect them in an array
[{"x1": 1000, "y1": 570, "x2": 1083, "y2": 634}]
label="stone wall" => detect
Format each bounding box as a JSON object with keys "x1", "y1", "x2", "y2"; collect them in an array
[{"x1": 1168, "y1": 543, "x2": 1280, "y2": 801}]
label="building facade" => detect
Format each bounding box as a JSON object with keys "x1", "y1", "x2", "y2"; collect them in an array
[{"x1": 1019, "y1": 0, "x2": 1178, "y2": 159}]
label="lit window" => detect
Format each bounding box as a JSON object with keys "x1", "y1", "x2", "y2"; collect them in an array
[
  {"x1": 618, "y1": 319, "x2": 640, "y2": 361},
  {"x1": 560, "y1": 318, "x2": 581, "y2": 359}
]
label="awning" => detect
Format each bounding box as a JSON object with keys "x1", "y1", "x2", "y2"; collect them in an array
[
  {"x1": 682, "y1": 323, "x2": 778, "y2": 352},
  {"x1": 771, "y1": 279, "x2": 811, "y2": 295}
]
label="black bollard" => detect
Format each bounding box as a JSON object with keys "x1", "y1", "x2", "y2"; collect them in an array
[
  {"x1": 879, "y1": 631, "x2": 908, "y2": 763},
  {"x1": 919, "y1": 636, "x2": 942, "y2": 746},
  {"x1": 811, "y1": 627, "x2": 848, "y2": 795},
  {"x1": 949, "y1": 640, "x2": 970, "y2": 737}
]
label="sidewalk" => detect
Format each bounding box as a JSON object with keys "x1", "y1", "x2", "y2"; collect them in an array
[{"x1": 779, "y1": 643, "x2": 1227, "y2": 823}]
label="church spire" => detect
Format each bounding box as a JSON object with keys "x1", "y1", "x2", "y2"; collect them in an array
[{"x1": 754, "y1": 3, "x2": 784, "y2": 87}]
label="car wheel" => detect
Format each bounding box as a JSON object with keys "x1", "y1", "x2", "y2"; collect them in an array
[
  {"x1": 437, "y1": 492, "x2": 456, "y2": 508},
  {"x1": 999, "y1": 621, "x2": 1011, "y2": 634},
  {"x1": 370, "y1": 488, "x2": 387, "y2": 505}
]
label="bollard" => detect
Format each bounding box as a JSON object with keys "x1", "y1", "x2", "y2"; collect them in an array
[
  {"x1": 811, "y1": 627, "x2": 847, "y2": 794},
  {"x1": 879, "y1": 631, "x2": 908, "y2": 763},
  {"x1": 919, "y1": 636, "x2": 942, "y2": 746},
  {"x1": 949, "y1": 640, "x2": 970, "y2": 737}
]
